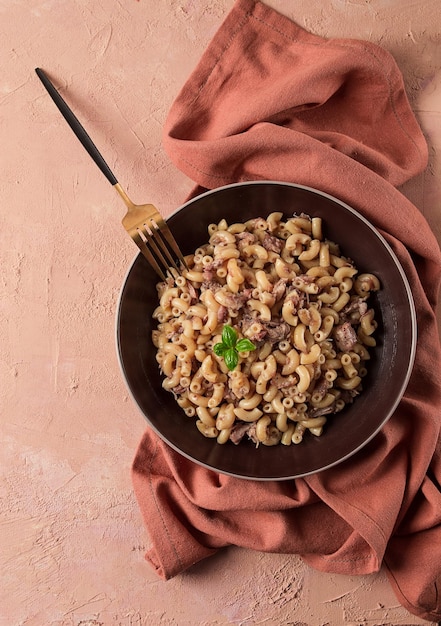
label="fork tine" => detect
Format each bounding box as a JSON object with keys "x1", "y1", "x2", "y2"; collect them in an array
[
  {"x1": 131, "y1": 230, "x2": 167, "y2": 281},
  {"x1": 137, "y1": 222, "x2": 180, "y2": 280},
  {"x1": 155, "y1": 216, "x2": 188, "y2": 270},
  {"x1": 147, "y1": 219, "x2": 181, "y2": 274},
  {"x1": 137, "y1": 226, "x2": 172, "y2": 278}
]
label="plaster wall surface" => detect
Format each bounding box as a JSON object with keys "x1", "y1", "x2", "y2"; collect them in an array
[{"x1": 0, "y1": 1, "x2": 440, "y2": 624}]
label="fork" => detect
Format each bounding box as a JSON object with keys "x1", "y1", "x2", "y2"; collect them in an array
[{"x1": 35, "y1": 67, "x2": 187, "y2": 281}]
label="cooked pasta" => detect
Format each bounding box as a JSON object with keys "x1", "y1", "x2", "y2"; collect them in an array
[{"x1": 152, "y1": 212, "x2": 381, "y2": 447}]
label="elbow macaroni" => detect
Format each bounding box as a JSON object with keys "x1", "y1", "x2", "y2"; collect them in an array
[{"x1": 153, "y1": 212, "x2": 381, "y2": 447}]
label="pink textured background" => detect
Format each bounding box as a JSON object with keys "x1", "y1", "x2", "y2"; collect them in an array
[{"x1": 1, "y1": 1, "x2": 440, "y2": 624}]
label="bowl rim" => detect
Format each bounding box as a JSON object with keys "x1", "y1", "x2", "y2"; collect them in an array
[{"x1": 115, "y1": 180, "x2": 418, "y2": 479}]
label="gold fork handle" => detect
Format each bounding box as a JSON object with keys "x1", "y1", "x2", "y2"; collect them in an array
[{"x1": 35, "y1": 68, "x2": 118, "y2": 187}]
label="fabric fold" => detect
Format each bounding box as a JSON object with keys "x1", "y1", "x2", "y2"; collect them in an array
[{"x1": 132, "y1": 0, "x2": 441, "y2": 621}]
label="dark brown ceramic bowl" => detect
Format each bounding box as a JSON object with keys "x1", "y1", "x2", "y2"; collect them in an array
[{"x1": 116, "y1": 181, "x2": 416, "y2": 480}]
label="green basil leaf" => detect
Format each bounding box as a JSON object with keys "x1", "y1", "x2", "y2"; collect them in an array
[
  {"x1": 235, "y1": 338, "x2": 257, "y2": 353},
  {"x1": 224, "y1": 347, "x2": 239, "y2": 371},
  {"x1": 213, "y1": 342, "x2": 228, "y2": 357},
  {"x1": 222, "y1": 324, "x2": 237, "y2": 348}
]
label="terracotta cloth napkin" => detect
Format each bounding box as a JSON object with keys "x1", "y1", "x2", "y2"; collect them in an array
[{"x1": 132, "y1": 0, "x2": 441, "y2": 621}]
